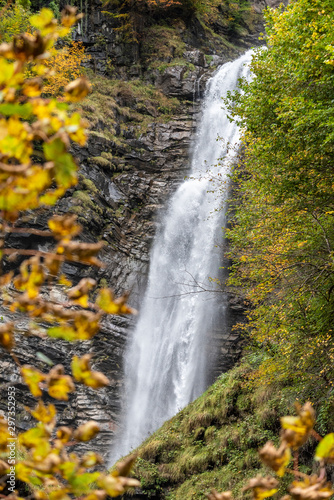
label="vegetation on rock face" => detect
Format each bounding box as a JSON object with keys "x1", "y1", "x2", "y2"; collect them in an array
[
  {"x1": 76, "y1": 72, "x2": 181, "y2": 142},
  {"x1": 43, "y1": 40, "x2": 87, "y2": 96},
  {"x1": 101, "y1": 0, "x2": 259, "y2": 63}
]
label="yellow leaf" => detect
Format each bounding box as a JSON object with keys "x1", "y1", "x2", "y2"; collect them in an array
[
  {"x1": 19, "y1": 424, "x2": 50, "y2": 460},
  {"x1": 58, "y1": 274, "x2": 72, "y2": 287},
  {"x1": 59, "y1": 460, "x2": 77, "y2": 480},
  {"x1": 74, "y1": 421, "x2": 100, "y2": 442},
  {"x1": 281, "y1": 402, "x2": 315, "y2": 449},
  {"x1": 73, "y1": 311, "x2": 101, "y2": 340},
  {"x1": 315, "y1": 433, "x2": 334, "y2": 464},
  {"x1": 30, "y1": 401, "x2": 57, "y2": 424},
  {"x1": 34, "y1": 492, "x2": 48, "y2": 500},
  {"x1": 115, "y1": 455, "x2": 137, "y2": 478},
  {"x1": 82, "y1": 491, "x2": 106, "y2": 500},
  {"x1": 49, "y1": 490, "x2": 71, "y2": 500},
  {"x1": 56, "y1": 426, "x2": 72, "y2": 444},
  {"x1": 48, "y1": 214, "x2": 82, "y2": 241},
  {"x1": 14, "y1": 256, "x2": 45, "y2": 299},
  {"x1": 64, "y1": 77, "x2": 91, "y2": 102},
  {"x1": 259, "y1": 441, "x2": 291, "y2": 477},
  {"x1": 29, "y1": 8, "x2": 57, "y2": 36},
  {"x1": 47, "y1": 365, "x2": 75, "y2": 401},
  {"x1": 15, "y1": 462, "x2": 35, "y2": 483},
  {"x1": 40, "y1": 187, "x2": 67, "y2": 206},
  {"x1": 0, "y1": 322, "x2": 15, "y2": 351},
  {"x1": 97, "y1": 475, "x2": 124, "y2": 497},
  {"x1": 58, "y1": 240, "x2": 104, "y2": 266},
  {"x1": 97, "y1": 474, "x2": 140, "y2": 497},
  {"x1": 71, "y1": 354, "x2": 110, "y2": 389},
  {"x1": 96, "y1": 289, "x2": 137, "y2": 315},
  {"x1": 23, "y1": 78, "x2": 42, "y2": 97},
  {"x1": 21, "y1": 365, "x2": 45, "y2": 397},
  {"x1": 47, "y1": 326, "x2": 78, "y2": 342},
  {"x1": 243, "y1": 476, "x2": 279, "y2": 500},
  {"x1": 290, "y1": 475, "x2": 333, "y2": 500},
  {"x1": 61, "y1": 6, "x2": 84, "y2": 28},
  {"x1": 80, "y1": 451, "x2": 103, "y2": 468},
  {"x1": 48, "y1": 376, "x2": 74, "y2": 400},
  {"x1": 30, "y1": 452, "x2": 61, "y2": 473},
  {"x1": 67, "y1": 278, "x2": 96, "y2": 308}
]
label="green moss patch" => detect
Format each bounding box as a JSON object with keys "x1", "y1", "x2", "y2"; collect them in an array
[{"x1": 75, "y1": 73, "x2": 181, "y2": 146}]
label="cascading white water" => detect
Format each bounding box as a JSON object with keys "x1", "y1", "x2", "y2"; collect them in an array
[{"x1": 110, "y1": 50, "x2": 253, "y2": 462}]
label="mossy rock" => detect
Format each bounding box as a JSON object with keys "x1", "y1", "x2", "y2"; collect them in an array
[{"x1": 89, "y1": 156, "x2": 111, "y2": 169}]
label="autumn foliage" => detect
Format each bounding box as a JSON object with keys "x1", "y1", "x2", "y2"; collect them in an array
[
  {"x1": 0, "y1": 6, "x2": 140, "y2": 498},
  {"x1": 0, "y1": 3, "x2": 87, "y2": 97},
  {"x1": 225, "y1": 0, "x2": 334, "y2": 398},
  {"x1": 209, "y1": 403, "x2": 334, "y2": 500},
  {"x1": 43, "y1": 40, "x2": 87, "y2": 96},
  {"x1": 0, "y1": 2, "x2": 31, "y2": 43}
]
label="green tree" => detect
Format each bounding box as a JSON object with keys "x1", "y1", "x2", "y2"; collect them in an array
[{"x1": 226, "y1": 0, "x2": 334, "y2": 401}]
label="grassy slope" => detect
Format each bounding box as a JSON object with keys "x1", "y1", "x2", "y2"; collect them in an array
[{"x1": 128, "y1": 354, "x2": 334, "y2": 499}]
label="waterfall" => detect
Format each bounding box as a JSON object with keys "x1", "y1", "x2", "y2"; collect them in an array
[{"x1": 110, "y1": 49, "x2": 253, "y2": 462}]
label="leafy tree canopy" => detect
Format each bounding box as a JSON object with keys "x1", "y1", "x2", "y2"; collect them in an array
[{"x1": 226, "y1": 0, "x2": 334, "y2": 401}]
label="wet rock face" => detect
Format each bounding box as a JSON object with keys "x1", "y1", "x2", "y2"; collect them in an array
[
  {"x1": 155, "y1": 64, "x2": 207, "y2": 100},
  {"x1": 70, "y1": 110, "x2": 197, "y2": 301},
  {"x1": 0, "y1": 102, "x2": 198, "y2": 459},
  {"x1": 0, "y1": 304, "x2": 130, "y2": 458},
  {"x1": 0, "y1": 0, "x2": 265, "y2": 459}
]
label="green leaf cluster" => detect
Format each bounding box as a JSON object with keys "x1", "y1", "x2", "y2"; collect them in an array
[{"x1": 225, "y1": 0, "x2": 334, "y2": 399}]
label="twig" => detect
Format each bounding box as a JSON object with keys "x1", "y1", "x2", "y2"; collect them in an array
[
  {"x1": 10, "y1": 352, "x2": 21, "y2": 368},
  {"x1": 2, "y1": 248, "x2": 105, "y2": 268},
  {"x1": 293, "y1": 450, "x2": 299, "y2": 473},
  {"x1": 3, "y1": 227, "x2": 53, "y2": 238},
  {"x1": 318, "y1": 467, "x2": 326, "y2": 482},
  {"x1": 2, "y1": 248, "x2": 65, "y2": 261},
  {"x1": 310, "y1": 429, "x2": 323, "y2": 442},
  {"x1": 286, "y1": 467, "x2": 308, "y2": 479}
]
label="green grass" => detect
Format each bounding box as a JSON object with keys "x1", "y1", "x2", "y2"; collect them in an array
[{"x1": 124, "y1": 355, "x2": 332, "y2": 499}]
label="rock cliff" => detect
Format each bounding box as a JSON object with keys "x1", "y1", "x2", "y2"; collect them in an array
[{"x1": 0, "y1": 0, "x2": 275, "y2": 458}]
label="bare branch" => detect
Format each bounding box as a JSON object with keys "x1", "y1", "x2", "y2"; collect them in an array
[{"x1": 3, "y1": 226, "x2": 53, "y2": 237}]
